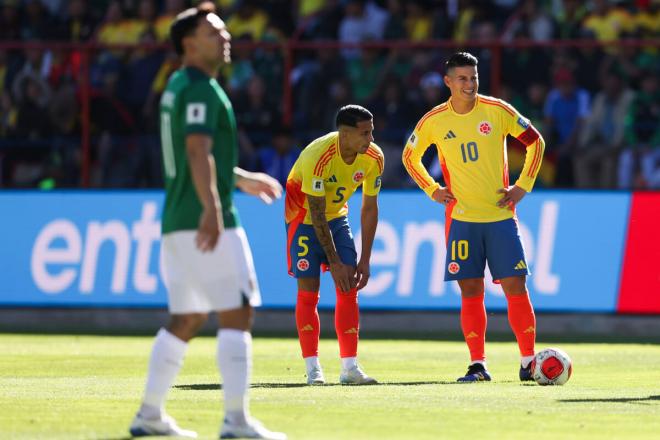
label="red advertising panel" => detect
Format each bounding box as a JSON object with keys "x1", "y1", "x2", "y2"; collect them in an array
[{"x1": 617, "y1": 192, "x2": 660, "y2": 313}]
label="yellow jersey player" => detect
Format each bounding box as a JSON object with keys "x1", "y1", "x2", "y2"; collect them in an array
[
  {"x1": 285, "y1": 105, "x2": 384, "y2": 385},
  {"x1": 402, "y1": 52, "x2": 545, "y2": 383}
]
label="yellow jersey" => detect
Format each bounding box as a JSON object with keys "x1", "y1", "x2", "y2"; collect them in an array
[
  {"x1": 403, "y1": 94, "x2": 545, "y2": 223},
  {"x1": 285, "y1": 132, "x2": 384, "y2": 225}
]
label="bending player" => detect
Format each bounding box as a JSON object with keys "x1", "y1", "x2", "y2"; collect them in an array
[
  {"x1": 285, "y1": 105, "x2": 384, "y2": 385},
  {"x1": 403, "y1": 52, "x2": 545, "y2": 382}
]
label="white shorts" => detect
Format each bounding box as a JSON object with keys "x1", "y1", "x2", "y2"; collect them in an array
[{"x1": 161, "y1": 227, "x2": 262, "y2": 314}]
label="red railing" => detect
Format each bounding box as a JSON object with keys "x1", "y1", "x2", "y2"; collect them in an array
[{"x1": 1, "y1": 38, "x2": 657, "y2": 187}]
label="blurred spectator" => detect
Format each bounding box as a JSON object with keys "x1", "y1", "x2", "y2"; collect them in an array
[
  {"x1": 0, "y1": 92, "x2": 18, "y2": 138},
  {"x1": 544, "y1": 68, "x2": 590, "y2": 187},
  {"x1": 404, "y1": 0, "x2": 433, "y2": 41},
  {"x1": 618, "y1": 73, "x2": 660, "y2": 189},
  {"x1": 369, "y1": 75, "x2": 414, "y2": 145},
  {"x1": 338, "y1": 0, "x2": 387, "y2": 58},
  {"x1": 582, "y1": 0, "x2": 635, "y2": 42},
  {"x1": 224, "y1": 34, "x2": 256, "y2": 95},
  {"x1": 154, "y1": 0, "x2": 185, "y2": 42},
  {"x1": 415, "y1": 71, "x2": 449, "y2": 119},
  {"x1": 554, "y1": 0, "x2": 588, "y2": 40},
  {"x1": 227, "y1": 0, "x2": 268, "y2": 41},
  {"x1": 235, "y1": 75, "x2": 280, "y2": 148},
  {"x1": 0, "y1": 0, "x2": 21, "y2": 40},
  {"x1": 575, "y1": 71, "x2": 634, "y2": 188},
  {"x1": 14, "y1": 73, "x2": 51, "y2": 140},
  {"x1": 383, "y1": 0, "x2": 405, "y2": 40},
  {"x1": 635, "y1": 1, "x2": 659, "y2": 38},
  {"x1": 347, "y1": 46, "x2": 385, "y2": 103},
  {"x1": 501, "y1": 0, "x2": 556, "y2": 42},
  {"x1": 57, "y1": 0, "x2": 96, "y2": 41},
  {"x1": 257, "y1": 125, "x2": 300, "y2": 186},
  {"x1": 21, "y1": 0, "x2": 56, "y2": 41}
]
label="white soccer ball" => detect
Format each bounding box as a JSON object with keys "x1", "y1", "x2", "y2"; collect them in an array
[{"x1": 531, "y1": 348, "x2": 572, "y2": 386}]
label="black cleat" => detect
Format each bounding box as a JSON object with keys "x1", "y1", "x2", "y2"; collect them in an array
[
  {"x1": 457, "y1": 363, "x2": 492, "y2": 382},
  {"x1": 519, "y1": 362, "x2": 534, "y2": 381}
]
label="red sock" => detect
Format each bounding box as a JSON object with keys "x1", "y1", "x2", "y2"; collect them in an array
[
  {"x1": 296, "y1": 290, "x2": 320, "y2": 358},
  {"x1": 506, "y1": 292, "x2": 536, "y2": 357},
  {"x1": 335, "y1": 287, "x2": 359, "y2": 358},
  {"x1": 461, "y1": 294, "x2": 487, "y2": 362}
]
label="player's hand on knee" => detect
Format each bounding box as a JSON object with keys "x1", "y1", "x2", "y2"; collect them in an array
[
  {"x1": 355, "y1": 259, "x2": 370, "y2": 290},
  {"x1": 330, "y1": 262, "x2": 354, "y2": 293},
  {"x1": 496, "y1": 185, "x2": 527, "y2": 209},
  {"x1": 196, "y1": 207, "x2": 223, "y2": 252},
  {"x1": 432, "y1": 187, "x2": 456, "y2": 206}
]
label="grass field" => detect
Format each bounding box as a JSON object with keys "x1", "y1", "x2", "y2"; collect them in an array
[{"x1": 1, "y1": 334, "x2": 659, "y2": 440}]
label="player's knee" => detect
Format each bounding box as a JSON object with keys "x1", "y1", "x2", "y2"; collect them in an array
[
  {"x1": 298, "y1": 277, "x2": 320, "y2": 292},
  {"x1": 218, "y1": 306, "x2": 254, "y2": 331},
  {"x1": 168, "y1": 313, "x2": 208, "y2": 340},
  {"x1": 500, "y1": 276, "x2": 527, "y2": 295},
  {"x1": 458, "y1": 278, "x2": 485, "y2": 297}
]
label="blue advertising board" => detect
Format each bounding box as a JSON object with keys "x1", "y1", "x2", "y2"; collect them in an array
[{"x1": 0, "y1": 190, "x2": 630, "y2": 312}]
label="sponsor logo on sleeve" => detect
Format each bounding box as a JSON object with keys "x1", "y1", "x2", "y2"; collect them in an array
[
  {"x1": 374, "y1": 176, "x2": 382, "y2": 188},
  {"x1": 186, "y1": 103, "x2": 206, "y2": 124},
  {"x1": 408, "y1": 132, "x2": 418, "y2": 147},
  {"x1": 517, "y1": 117, "x2": 530, "y2": 129},
  {"x1": 312, "y1": 178, "x2": 324, "y2": 192}
]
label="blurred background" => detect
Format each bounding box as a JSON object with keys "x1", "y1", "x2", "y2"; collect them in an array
[{"x1": 0, "y1": 0, "x2": 657, "y2": 191}]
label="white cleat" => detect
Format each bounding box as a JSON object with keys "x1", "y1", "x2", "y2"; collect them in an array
[
  {"x1": 306, "y1": 366, "x2": 326, "y2": 385},
  {"x1": 129, "y1": 413, "x2": 198, "y2": 438},
  {"x1": 339, "y1": 365, "x2": 378, "y2": 385},
  {"x1": 220, "y1": 417, "x2": 287, "y2": 440}
]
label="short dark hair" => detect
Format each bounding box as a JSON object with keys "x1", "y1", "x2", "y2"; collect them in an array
[
  {"x1": 335, "y1": 105, "x2": 373, "y2": 128},
  {"x1": 170, "y1": 4, "x2": 216, "y2": 56},
  {"x1": 445, "y1": 52, "x2": 478, "y2": 73}
]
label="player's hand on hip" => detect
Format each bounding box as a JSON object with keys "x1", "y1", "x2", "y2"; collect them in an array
[
  {"x1": 431, "y1": 187, "x2": 456, "y2": 206},
  {"x1": 236, "y1": 171, "x2": 283, "y2": 204},
  {"x1": 355, "y1": 259, "x2": 370, "y2": 290},
  {"x1": 497, "y1": 185, "x2": 527, "y2": 209},
  {"x1": 196, "y1": 207, "x2": 223, "y2": 252},
  {"x1": 330, "y1": 262, "x2": 356, "y2": 293}
]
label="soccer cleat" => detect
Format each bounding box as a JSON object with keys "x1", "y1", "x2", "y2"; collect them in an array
[
  {"x1": 457, "y1": 363, "x2": 492, "y2": 382},
  {"x1": 129, "y1": 413, "x2": 198, "y2": 438},
  {"x1": 339, "y1": 365, "x2": 378, "y2": 385},
  {"x1": 306, "y1": 365, "x2": 326, "y2": 385},
  {"x1": 519, "y1": 362, "x2": 534, "y2": 381},
  {"x1": 220, "y1": 417, "x2": 287, "y2": 440}
]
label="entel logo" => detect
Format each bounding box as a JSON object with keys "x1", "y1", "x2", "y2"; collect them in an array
[{"x1": 30, "y1": 202, "x2": 162, "y2": 295}]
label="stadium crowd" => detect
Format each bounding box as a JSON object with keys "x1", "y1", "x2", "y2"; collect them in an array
[{"x1": 0, "y1": 0, "x2": 658, "y2": 189}]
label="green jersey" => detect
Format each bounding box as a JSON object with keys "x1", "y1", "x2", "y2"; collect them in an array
[{"x1": 159, "y1": 66, "x2": 240, "y2": 234}]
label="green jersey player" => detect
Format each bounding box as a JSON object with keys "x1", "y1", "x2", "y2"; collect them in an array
[{"x1": 129, "y1": 5, "x2": 286, "y2": 440}]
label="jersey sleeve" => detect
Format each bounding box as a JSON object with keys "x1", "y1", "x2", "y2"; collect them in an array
[
  {"x1": 501, "y1": 100, "x2": 546, "y2": 192},
  {"x1": 299, "y1": 149, "x2": 330, "y2": 197},
  {"x1": 363, "y1": 145, "x2": 384, "y2": 196},
  {"x1": 183, "y1": 82, "x2": 220, "y2": 136},
  {"x1": 402, "y1": 124, "x2": 440, "y2": 199}
]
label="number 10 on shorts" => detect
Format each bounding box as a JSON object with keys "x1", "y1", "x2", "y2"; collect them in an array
[{"x1": 451, "y1": 240, "x2": 468, "y2": 260}]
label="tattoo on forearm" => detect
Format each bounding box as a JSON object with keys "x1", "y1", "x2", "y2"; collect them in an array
[{"x1": 308, "y1": 195, "x2": 339, "y2": 263}]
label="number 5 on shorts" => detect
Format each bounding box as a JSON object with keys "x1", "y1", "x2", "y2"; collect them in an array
[
  {"x1": 298, "y1": 236, "x2": 309, "y2": 256},
  {"x1": 451, "y1": 240, "x2": 469, "y2": 260}
]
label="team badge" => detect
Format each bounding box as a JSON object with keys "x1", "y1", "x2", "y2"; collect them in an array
[
  {"x1": 477, "y1": 121, "x2": 492, "y2": 136},
  {"x1": 297, "y1": 259, "x2": 310, "y2": 271},
  {"x1": 353, "y1": 170, "x2": 365, "y2": 183},
  {"x1": 448, "y1": 262, "x2": 460, "y2": 274}
]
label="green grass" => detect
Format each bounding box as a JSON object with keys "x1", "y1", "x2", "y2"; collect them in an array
[{"x1": 1, "y1": 334, "x2": 659, "y2": 440}]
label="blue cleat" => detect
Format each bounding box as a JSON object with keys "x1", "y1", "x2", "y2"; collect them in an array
[
  {"x1": 457, "y1": 363, "x2": 492, "y2": 382},
  {"x1": 519, "y1": 362, "x2": 534, "y2": 381}
]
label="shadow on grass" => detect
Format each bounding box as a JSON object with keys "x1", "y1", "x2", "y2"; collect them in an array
[
  {"x1": 559, "y1": 395, "x2": 660, "y2": 404},
  {"x1": 175, "y1": 380, "x2": 513, "y2": 390}
]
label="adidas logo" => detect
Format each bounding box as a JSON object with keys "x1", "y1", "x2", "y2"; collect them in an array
[
  {"x1": 443, "y1": 130, "x2": 457, "y2": 140},
  {"x1": 326, "y1": 175, "x2": 337, "y2": 183},
  {"x1": 514, "y1": 260, "x2": 527, "y2": 270},
  {"x1": 466, "y1": 331, "x2": 479, "y2": 339},
  {"x1": 344, "y1": 327, "x2": 358, "y2": 334},
  {"x1": 300, "y1": 324, "x2": 315, "y2": 332},
  {"x1": 523, "y1": 326, "x2": 535, "y2": 334}
]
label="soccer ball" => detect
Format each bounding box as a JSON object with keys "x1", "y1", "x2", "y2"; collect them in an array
[{"x1": 531, "y1": 348, "x2": 572, "y2": 386}]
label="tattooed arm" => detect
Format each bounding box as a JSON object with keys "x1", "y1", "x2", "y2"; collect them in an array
[{"x1": 307, "y1": 194, "x2": 355, "y2": 292}]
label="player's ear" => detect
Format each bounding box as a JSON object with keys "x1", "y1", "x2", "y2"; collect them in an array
[{"x1": 443, "y1": 75, "x2": 451, "y2": 88}]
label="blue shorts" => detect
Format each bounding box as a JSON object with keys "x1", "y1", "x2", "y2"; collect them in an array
[
  {"x1": 444, "y1": 218, "x2": 530, "y2": 282},
  {"x1": 286, "y1": 216, "x2": 357, "y2": 278}
]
